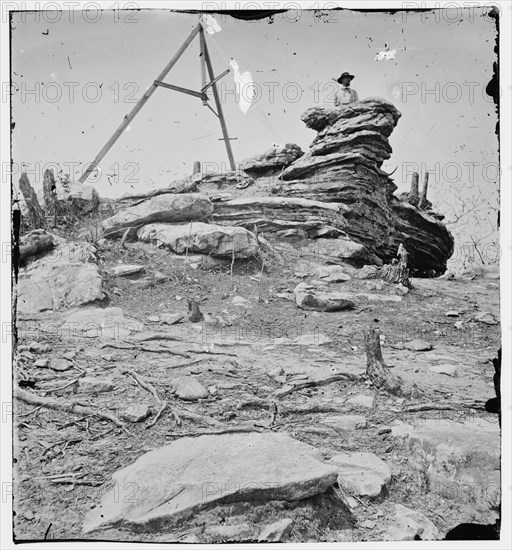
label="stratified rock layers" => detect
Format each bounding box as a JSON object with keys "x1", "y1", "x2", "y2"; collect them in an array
[{"x1": 277, "y1": 98, "x2": 454, "y2": 273}]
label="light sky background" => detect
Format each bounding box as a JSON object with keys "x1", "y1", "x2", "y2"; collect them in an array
[{"x1": 10, "y1": 7, "x2": 499, "y2": 252}]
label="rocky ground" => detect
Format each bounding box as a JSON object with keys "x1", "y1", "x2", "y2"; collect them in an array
[{"x1": 13, "y1": 227, "x2": 500, "y2": 543}]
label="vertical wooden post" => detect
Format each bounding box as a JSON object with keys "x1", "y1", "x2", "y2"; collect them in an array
[
  {"x1": 193, "y1": 161, "x2": 201, "y2": 175},
  {"x1": 419, "y1": 172, "x2": 429, "y2": 210},
  {"x1": 409, "y1": 171, "x2": 419, "y2": 206},
  {"x1": 199, "y1": 28, "x2": 208, "y2": 106},
  {"x1": 201, "y1": 28, "x2": 236, "y2": 172},
  {"x1": 79, "y1": 23, "x2": 202, "y2": 184},
  {"x1": 19, "y1": 173, "x2": 47, "y2": 229}
]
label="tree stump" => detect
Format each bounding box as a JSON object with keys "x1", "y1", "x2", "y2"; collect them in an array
[
  {"x1": 418, "y1": 172, "x2": 430, "y2": 210},
  {"x1": 364, "y1": 326, "x2": 403, "y2": 396},
  {"x1": 409, "y1": 171, "x2": 420, "y2": 206},
  {"x1": 19, "y1": 172, "x2": 47, "y2": 229},
  {"x1": 192, "y1": 161, "x2": 201, "y2": 175},
  {"x1": 188, "y1": 299, "x2": 204, "y2": 323}
]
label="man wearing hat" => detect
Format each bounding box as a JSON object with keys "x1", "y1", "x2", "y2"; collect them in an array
[{"x1": 334, "y1": 72, "x2": 359, "y2": 106}]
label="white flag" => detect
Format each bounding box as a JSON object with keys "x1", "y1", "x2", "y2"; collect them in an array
[{"x1": 230, "y1": 59, "x2": 255, "y2": 115}]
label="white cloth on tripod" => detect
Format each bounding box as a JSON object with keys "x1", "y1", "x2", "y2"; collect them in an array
[{"x1": 230, "y1": 59, "x2": 255, "y2": 114}]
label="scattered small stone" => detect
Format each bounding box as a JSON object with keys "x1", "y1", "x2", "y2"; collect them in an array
[
  {"x1": 267, "y1": 366, "x2": 285, "y2": 378},
  {"x1": 109, "y1": 264, "x2": 145, "y2": 277},
  {"x1": 274, "y1": 375, "x2": 287, "y2": 385},
  {"x1": 169, "y1": 376, "x2": 209, "y2": 401},
  {"x1": 474, "y1": 311, "x2": 498, "y2": 325},
  {"x1": 147, "y1": 315, "x2": 160, "y2": 322},
  {"x1": 429, "y1": 364, "x2": 459, "y2": 377},
  {"x1": 207, "y1": 385, "x2": 218, "y2": 396},
  {"x1": 324, "y1": 415, "x2": 367, "y2": 430},
  {"x1": 316, "y1": 264, "x2": 351, "y2": 283},
  {"x1": 274, "y1": 384, "x2": 294, "y2": 397},
  {"x1": 355, "y1": 265, "x2": 380, "y2": 279},
  {"x1": 232, "y1": 296, "x2": 249, "y2": 307},
  {"x1": 204, "y1": 523, "x2": 254, "y2": 542},
  {"x1": 346, "y1": 394, "x2": 374, "y2": 409},
  {"x1": 101, "y1": 354, "x2": 115, "y2": 362},
  {"x1": 78, "y1": 377, "x2": 114, "y2": 393},
  {"x1": 346, "y1": 496, "x2": 359, "y2": 508},
  {"x1": 131, "y1": 278, "x2": 152, "y2": 289},
  {"x1": 28, "y1": 342, "x2": 51, "y2": 353},
  {"x1": 445, "y1": 310, "x2": 460, "y2": 317},
  {"x1": 62, "y1": 350, "x2": 77, "y2": 360},
  {"x1": 328, "y1": 452, "x2": 391, "y2": 498},
  {"x1": 258, "y1": 518, "x2": 293, "y2": 542},
  {"x1": 378, "y1": 426, "x2": 392, "y2": 435},
  {"x1": 385, "y1": 504, "x2": 439, "y2": 541},
  {"x1": 404, "y1": 339, "x2": 433, "y2": 352},
  {"x1": 50, "y1": 358, "x2": 71, "y2": 372},
  {"x1": 153, "y1": 271, "x2": 167, "y2": 282},
  {"x1": 23, "y1": 511, "x2": 35, "y2": 521},
  {"x1": 361, "y1": 519, "x2": 376, "y2": 529},
  {"x1": 34, "y1": 358, "x2": 49, "y2": 368},
  {"x1": 121, "y1": 404, "x2": 151, "y2": 423},
  {"x1": 175, "y1": 295, "x2": 183, "y2": 301},
  {"x1": 160, "y1": 312, "x2": 185, "y2": 325},
  {"x1": 217, "y1": 382, "x2": 244, "y2": 390}
]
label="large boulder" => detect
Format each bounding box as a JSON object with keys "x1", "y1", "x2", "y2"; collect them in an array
[
  {"x1": 17, "y1": 239, "x2": 104, "y2": 314},
  {"x1": 278, "y1": 98, "x2": 454, "y2": 274},
  {"x1": 19, "y1": 229, "x2": 54, "y2": 265},
  {"x1": 137, "y1": 222, "x2": 260, "y2": 258},
  {"x1": 61, "y1": 183, "x2": 100, "y2": 215},
  {"x1": 241, "y1": 143, "x2": 303, "y2": 174},
  {"x1": 101, "y1": 193, "x2": 213, "y2": 238},
  {"x1": 83, "y1": 432, "x2": 339, "y2": 533}
]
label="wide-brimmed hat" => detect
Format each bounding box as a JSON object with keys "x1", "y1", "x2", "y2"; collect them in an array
[{"x1": 336, "y1": 72, "x2": 355, "y2": 84}]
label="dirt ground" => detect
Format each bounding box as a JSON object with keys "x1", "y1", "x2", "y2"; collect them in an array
[{"x1": 13, "y1": 230, "x2": 501, "y2": 543}]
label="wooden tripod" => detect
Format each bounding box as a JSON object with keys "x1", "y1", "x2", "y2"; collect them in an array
[{"x1": 78, "y1": 22, "x2": 235, "y2": 183}]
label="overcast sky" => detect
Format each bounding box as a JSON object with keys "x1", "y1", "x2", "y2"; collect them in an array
[{"x1": 10, "y1": 7, "x2": 499, "y2": 252}]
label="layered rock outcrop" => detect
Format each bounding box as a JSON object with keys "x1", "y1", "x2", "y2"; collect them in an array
[{"x1": 274, "y1": 98, "x2": 454, "y2": 273}]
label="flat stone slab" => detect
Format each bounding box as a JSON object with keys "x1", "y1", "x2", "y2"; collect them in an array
[
  {"x1": 138, "y1": 222, "x2": 259, "y2": 258},
  {"x1": 61, "y1": 307, "x2": 144, "y2": 341},
  {"x1": 385, "y1": 504, "x2": 439, "y2": 541},
  {"x1": 18, "y1": 262, "x2": 104, "y2": 313},
  {"x1": 391, "y1": 418, "x2": 499, "y2": 467},
  {"x1": 404, "y1": 339, "x2": 433, "y2": 352},
  {"x1": 83, "y1": 432, "x2": 338, "y2": 533},
  {"x1": 323, "y1": 414, "x2": 367, "y2": 430},
  {"x1": 429, "y1": 364, "x2": 458, "y2": 377},
  {"x1": 101, "y1": 193, "x2": 213, "y2": 237},
  {"x1": 328, "y1": 452, "x2": 391, "y2": 498},
  {"x1": 346, "y1": 394, "x2": 374, "y2": 409},
  {"x1": 294, "y1": 283, "x2": 355, "y2": 312},
  {"x1": 391, "y1": 418, "x2": 500, "y2": 513},
  {"x1": 109, "y1": 264, "x2": 145, "y2": 276}
]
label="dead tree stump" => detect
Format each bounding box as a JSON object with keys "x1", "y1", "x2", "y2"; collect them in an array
[
  {"x1": 364, "y1": 326, "x2": 403, "y2": 396},
  {"x1": 19, "y1": 172, "x2": 47, "y2": 229},
  {"x1": 188, "y1": 299, "x2": 204, "y2": 323},
  {"x1": 418, "y1": 172, "x2": 430, "y2": 210},
  {"x1": 409, "y1": 171, "x2": 420, "y2": 206}
]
